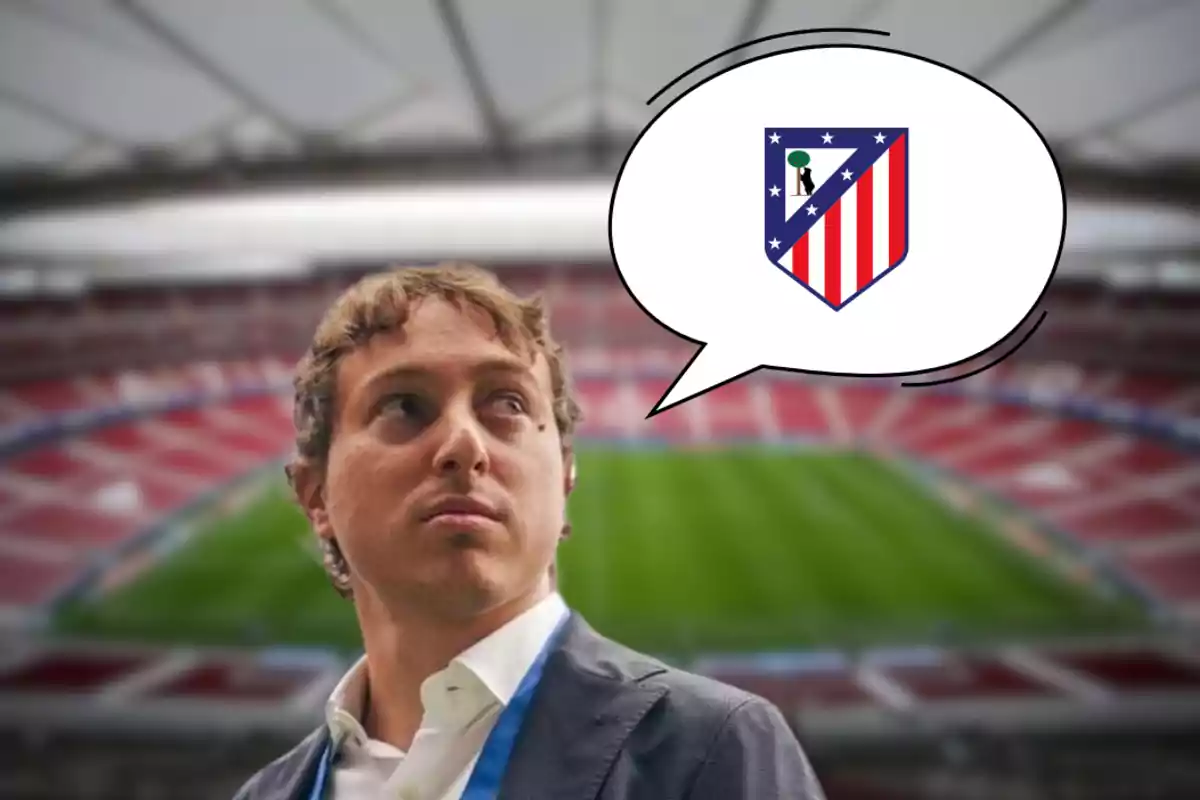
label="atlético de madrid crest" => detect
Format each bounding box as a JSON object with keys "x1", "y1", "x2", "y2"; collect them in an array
[{"x1": 765, "y1": 128, "x2": 909, "y2": 310}]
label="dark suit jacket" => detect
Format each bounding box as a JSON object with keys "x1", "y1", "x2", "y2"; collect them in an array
[{"x1": 233, "y1": 612, "x2": 825, "y2": 799}]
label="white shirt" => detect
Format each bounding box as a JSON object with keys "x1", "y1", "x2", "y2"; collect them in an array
[{"x1": 323, "y1": 592, "x2": 569, "y2": 800}]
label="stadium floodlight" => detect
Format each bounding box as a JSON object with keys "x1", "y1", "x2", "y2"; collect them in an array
[
  {"x1": 1062, "y1": 200, "x2": 1200, "y2": 253},
  {"x1": 0, "y1": 179, "x2": 613, "y2": 263},
  {"x1": 1156, "y1": 259, "x2": 1200, "y2": 287},
  {"x1": 41, "y1": 268, "x2": 89, "y2": 295},
  {"x1": 0, "y1": 267, "x2": 37, "y2": 296},
  {"x1": 0, "y1": 180, "x2": 1194, "y2": 275},
  {"x1": 88, "y1": 254, "x2": 310, "y2": 284},
  {"x1": 1102, "y1": 262, "x2": 1151, "y2": 289}
]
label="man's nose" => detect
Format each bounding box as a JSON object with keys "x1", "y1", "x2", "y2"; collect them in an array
[{"x1": 432, "y1": 404, "x2": 489, "y2": 477}]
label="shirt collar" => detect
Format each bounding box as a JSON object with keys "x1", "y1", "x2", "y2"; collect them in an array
[
  {"x1": 451, "y1": 591, "x2": 568, "y2": 706},
  {"x1": 325, "y1": 652, "x2": 371, "y2": 751},
  {"x1": 324, "y1": 592, "x2": 568, "y2": 748}
]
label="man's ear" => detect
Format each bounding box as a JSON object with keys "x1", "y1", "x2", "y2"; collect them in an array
[
  {"x1": 287, "y1": 459, "x2": 334, "y2": 541},
  {"x1": 563, "y1": 449, "x2": 577, "y2": 496}
]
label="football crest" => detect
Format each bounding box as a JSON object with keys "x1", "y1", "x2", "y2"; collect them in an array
[{"x1": 765, "y1": 128, "x2": 909, "y2": 310}]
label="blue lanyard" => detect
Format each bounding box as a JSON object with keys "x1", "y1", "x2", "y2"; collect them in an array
[{"x1": 308, "y1": 609, "x2": 568, "y2": 800}]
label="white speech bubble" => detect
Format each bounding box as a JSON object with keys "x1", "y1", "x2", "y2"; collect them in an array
[{"x1": 610, "y1": 44, "x2": 1065, "y2": 416}]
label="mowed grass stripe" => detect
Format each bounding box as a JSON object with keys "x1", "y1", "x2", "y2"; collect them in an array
[
  {"x1": 717, "y1": 451, "x2": 830, "y2": 613},
  {"x1": 791, "y1": 456, "x2": 953, "y2": 619},
  {"x1": 758, "y1": 453, "x2": 917, "y2": 619},
  {"x1": 567, "y1": 452, "x2": 736, "y2": 646},
  {"x1": 559, "y1": 449, "x2": 611, "y2": 616},
  {"x1": 702, "y1": 451, "x2": 818, "y2": 613},
  {"x1": 58, "y1": 488, "x2": 358, "y2": 648},
  {"x1": 698, "y1": 450, "x2": 875, "y2": 647},
  {"x1": 665, "y1": 451, "x2": 785, "y2": 616},
  {"x1": 842, "y1": 455, "x2": 1091, "y2": 616},
  {"x1": 826, "y1": 455, "x2": 1076, "y2": 625},
  {"x1": 818, "y1": 455, "x2": 1019, "y2": 620},
  {"x1": 824, "y1": 454, "x2": 1140, "y2": 632}
]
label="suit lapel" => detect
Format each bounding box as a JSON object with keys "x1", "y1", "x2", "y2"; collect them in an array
[
  {"x1": 251, "y1": 725, "x2": 329, "y2": 800},
  {"x1": 499, "y1": 612, "x2": 668, "y2": 800}
]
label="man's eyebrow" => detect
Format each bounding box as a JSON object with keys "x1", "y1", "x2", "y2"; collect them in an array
[
  {"x1": 361, "y1": 358, "x2": 533, "y2": 393},
  {"x1": 360, "y1": 365, "x2": 428, "y2": 395},
  {"x1": 469, "y1": 358, "x2": 535, "y2": 377}
]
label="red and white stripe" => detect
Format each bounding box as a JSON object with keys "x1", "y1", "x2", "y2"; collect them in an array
[{"x1": 783, "y1": 134, "x2": 907, "y2": 307}]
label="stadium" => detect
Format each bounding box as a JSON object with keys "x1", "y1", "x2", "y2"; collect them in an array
[{"x1": 0, "y1": 3, "x2": 1198, "y2": 799}]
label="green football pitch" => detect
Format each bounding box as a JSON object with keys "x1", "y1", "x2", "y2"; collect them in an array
[{"x1": 54, "y1": 449, "x2": 1148, "y2": 657}]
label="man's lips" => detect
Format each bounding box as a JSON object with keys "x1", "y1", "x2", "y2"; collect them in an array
[{"x1": 420, "y1": 496, "x2": 502, "y2": 522}]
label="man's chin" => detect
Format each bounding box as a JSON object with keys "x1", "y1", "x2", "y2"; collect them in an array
[
  {"x1": 442, "y1": 528, "x2": 490, "y2": 550},
  {"x1": 413, "y1": 551, "x2": 507, "y2": 607}
]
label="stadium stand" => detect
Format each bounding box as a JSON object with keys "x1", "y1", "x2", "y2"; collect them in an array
[
  {"x1": 0, "y1": 353, "x2": 1196, "y2": 617},
  {"x1": 5, "y1": 270, "x2": 1195, "y2": 624},
  {"x1": 0, "y1": 270, "x2": 1197, "y2": 799}
]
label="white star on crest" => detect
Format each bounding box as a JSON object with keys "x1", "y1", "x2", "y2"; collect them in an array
[
  {"x1": 874, "y1": 132, "x2": 886, "y2": 144},
  {"x1": 821, "y1": 132, "x2": 833, "y2": 144},
  {"x1": 769, "y1": 132, "x2": 781, "y2": 144},
  {"x1": 842, "y1": 169, "x2": 853, "y2": 180},
  {"x1": 806, "y1": 205, "x2": 817, "y2": 216},
  {"x1": 769, "y1": 238, "x2": 781, "y2": 249},
  {"x1": 769, "y1": 185, "x2": 781, "y2": 197}
]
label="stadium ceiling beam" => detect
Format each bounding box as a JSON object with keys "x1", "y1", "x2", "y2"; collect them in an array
[
  {"x1": 1065, "y1": 81, "x2": 1200, "y2": 146},
  {"x1": 1055, "y1": 246, "x2": 1200, "y2": 269},
  {"x1": 731, "y1": 0, "x2": 771, "y2": 51},
  {"x1": 971, "y1": 0, "x2": 1088, "y2": 80},
  {"x1": 0, "y1": 138, "x2": 1197, "y2": 215},
  {"x1": 434, "y1": 0, "x2": 511, "y2": 159},
  {"x1": 0, "y1": 86, "x2": 123, "y2": 147},
  {"x1": 111, "y1": 0, "x2": 303, "y2": 142},
  {"x1": 589, "y1": 0, "x2": 610, "y2": 168},
  {"x1": 1057, "y1": 158, "x2": 1200, "y2": 210},
  {"x1": 306, "y1": 0, "x2": 400, "y2": 71},
  {"x1": 0, "y1": 138, "x2": 606, "y2": 214},
  {"x1": 5, "y1": 0, "x2": 168, "y2": 68}
]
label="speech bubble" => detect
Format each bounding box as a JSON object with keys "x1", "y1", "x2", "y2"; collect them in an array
[{"x1": 609, "y1": 44, "x2": 1065, "y2": 416}]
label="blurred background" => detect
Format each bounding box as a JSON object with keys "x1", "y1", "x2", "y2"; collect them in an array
[{"x1": 1, "y1": 1, "x2": 1199, "y2": 798}]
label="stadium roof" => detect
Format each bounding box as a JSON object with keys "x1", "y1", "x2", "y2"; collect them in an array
[{"x1": 0, "y1": 0, "x2": 1197, "y2": 275}]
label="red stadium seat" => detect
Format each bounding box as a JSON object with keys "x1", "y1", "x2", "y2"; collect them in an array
[
  {"x1": 0, "y1": 651, "x2": 152, "y2": 693},
  {"x1": 770, "y1": 382, "x2": 832, "y2": 437},
  {"x1": 1124, "y1": 549, "x2": 1200, "y2": 602},
  {"x1": 0, "y1": 553, "x2": 79, "y2": 605},
  {"x1": 1052, "y1": 499, "x2": 1195, "y2": 543},
  {"x1": 146, "y1": 660, "x2": 321, "y2": 702},
  {"x1": 702, "y1": 664, "x2": 878, "y2": 711},
  {"x1": 880, "y1": 655, "x2": 1058, "y2": 701},
  {"x1": 0, "y1": 503, "x2": 140, "y2": 548},
  {"x1": 1047, "y1": 649, "x2": 1200, "y2": 692}
]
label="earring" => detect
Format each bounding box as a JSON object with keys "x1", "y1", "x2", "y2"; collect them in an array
[
  {"x1": 561, "y1": 520, "x2": 572, "y2": 540},
  {"x1": 319, "y1": 537, "x2": 355, "y2": 600}
]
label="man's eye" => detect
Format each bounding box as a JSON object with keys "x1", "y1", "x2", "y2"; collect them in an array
[
  {"x1": 379, "y1": 393, "x2": 423, "y2": 418},
  {"x1": 489, "y1": 392, "x2": 527, "y2": 415}
]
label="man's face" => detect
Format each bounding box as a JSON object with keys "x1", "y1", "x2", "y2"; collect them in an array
[{"x1": 312, "y1": 297, "x2": 569, "y2": 616}]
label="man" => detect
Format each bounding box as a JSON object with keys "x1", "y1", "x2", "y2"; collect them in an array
[
  {"x1": 234, "y1": 264, "x2": 825, "y2": 799},
  {"x1": 800, "y1": 165, "x2": 815, "y2": 196}
]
